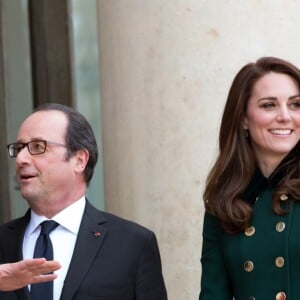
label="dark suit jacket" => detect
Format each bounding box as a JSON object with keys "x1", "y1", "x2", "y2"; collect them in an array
[{"x1": 0, "y1": 200, "x2": 167, "y2": 300}]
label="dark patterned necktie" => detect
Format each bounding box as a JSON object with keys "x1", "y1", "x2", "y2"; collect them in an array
[{"x1": 30, "y1": 220, "x2": 59, "y2": 300}]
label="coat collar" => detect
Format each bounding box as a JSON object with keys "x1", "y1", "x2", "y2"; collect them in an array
[
  {"x1": 243, "y1": 145, "x2": 300, "y2": 206},
  {"x1": 243, "y1": 168, "x2": 270, "y2": 206}
]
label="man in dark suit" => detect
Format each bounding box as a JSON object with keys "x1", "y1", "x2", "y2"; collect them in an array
[{"x1": 0, "y1": 103, "x2": 167, "y2": 300}]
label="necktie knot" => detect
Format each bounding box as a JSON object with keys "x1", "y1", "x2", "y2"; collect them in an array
[{"x1": 40, "y1": 220, "x2": 59, "y2": 235}]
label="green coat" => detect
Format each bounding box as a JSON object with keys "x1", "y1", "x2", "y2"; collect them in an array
[{"x1": 199, "y1": 172, "x2": 300, "y2": 299}]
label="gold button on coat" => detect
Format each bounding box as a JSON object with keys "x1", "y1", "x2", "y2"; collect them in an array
[
  {"x1": 275, "y1": 257, "x2": 285, "y2": 268},
  {"x1": 276, "y1": 222, "x2": 286, "y2": 232},
  {"x1": 245, "y1": 226, "x2": 255, "y2": 236},
  {"x1": 280, "y1": 194, "x2": 288, "y2": 201},
  {"x1": 275, "y1": 291, "x2": 286, "y2": 300},
  {"x1": 244, "y1": 261, "x2": 254, "y2": 272}
]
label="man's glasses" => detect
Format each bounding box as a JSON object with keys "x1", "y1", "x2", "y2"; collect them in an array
[{"x1": 7, "y1": 140, "x2": 67, "y2": 157}]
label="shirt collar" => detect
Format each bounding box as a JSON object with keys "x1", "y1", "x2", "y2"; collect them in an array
[{"x1": 26, "y1": 196, "x2": 86, "y2": 236}]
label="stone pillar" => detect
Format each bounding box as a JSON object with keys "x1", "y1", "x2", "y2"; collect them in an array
[
  {"x1": 97, "y1": 1, "x2": 300, "y2": 298},
  {"x1": 97, "y1": 2, "x2": 204, "y2": 298}
]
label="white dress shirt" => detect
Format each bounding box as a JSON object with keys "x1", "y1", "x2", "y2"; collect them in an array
[{"x1": 23, "y1": 196, "x2": 86, "y2": 300}]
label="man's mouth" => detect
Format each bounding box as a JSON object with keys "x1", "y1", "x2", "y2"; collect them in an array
[{"x1": 19, "y1": 174, "x2": 36, "y2": 181}]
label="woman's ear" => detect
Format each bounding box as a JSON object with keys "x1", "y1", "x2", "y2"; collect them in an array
[{"x1": 242, "y1": 117, "x2": 248, "y2": 130}]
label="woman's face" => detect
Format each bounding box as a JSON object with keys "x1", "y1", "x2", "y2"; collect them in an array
[{"x1": 244, "y1": 72, "x2": 300, "y2": 175}]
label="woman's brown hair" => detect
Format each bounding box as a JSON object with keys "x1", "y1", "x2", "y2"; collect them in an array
[{"x1": 204, "y1": 57, "x2": 300, "y2": 233}]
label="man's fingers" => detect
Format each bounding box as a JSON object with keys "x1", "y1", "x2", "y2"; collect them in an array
[
  {"x1": 0, "y1": 259, "x2": 60, "y2": 291},
  {"x1": 22, "y1": 259, "x2": 61, "y2": 275},
  {"x1": 30, "y1": 273, "x2": 58, "y2": 284}
]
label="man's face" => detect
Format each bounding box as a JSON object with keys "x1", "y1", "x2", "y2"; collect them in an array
[{"x1": 15, "y1": 110, "x2": 78, "y2": 209}]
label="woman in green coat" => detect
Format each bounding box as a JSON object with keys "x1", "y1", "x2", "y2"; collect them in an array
[{"x1": 199, "y1": 57, "x2": 300, "y2": 300}]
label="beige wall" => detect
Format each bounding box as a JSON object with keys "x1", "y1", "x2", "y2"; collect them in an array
[{"x1": 97, "y1": 1, "x2": 300, "y2": 299}]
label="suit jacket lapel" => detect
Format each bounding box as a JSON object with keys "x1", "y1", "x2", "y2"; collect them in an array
[
  {"x1": 4, "y1": 210, "x2": 31, "y2": 300},
  {"x1": 59, "y1": 201, "x2": 108, "y2": 300}
]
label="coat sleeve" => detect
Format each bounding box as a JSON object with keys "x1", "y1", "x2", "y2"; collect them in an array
[
  {"x1": 199, "y1": 212, "x2": 233, "y2": 300},
  {"x1": 135, "y1": 231, "x2": 168, "y2": 300}
]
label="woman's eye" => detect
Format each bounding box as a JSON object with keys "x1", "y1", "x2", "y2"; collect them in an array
[
  {"x1": 260, "y1": 102, "x2": 275, "y2": 109},
  {"x1": 290, "y1": 101, "x2": 300, "y2": 109}
]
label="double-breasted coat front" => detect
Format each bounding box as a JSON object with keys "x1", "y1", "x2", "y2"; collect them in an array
[{"x1": 199, "y1": 169, "x2": 300, "y2": 300}]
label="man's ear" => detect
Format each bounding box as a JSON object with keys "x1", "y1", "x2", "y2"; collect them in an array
[{"x1": 73, "y1": 149, "x2": 89, "y2": 173}]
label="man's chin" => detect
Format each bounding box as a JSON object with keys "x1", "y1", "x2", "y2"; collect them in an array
[{"x1": 20, "y1": 190, "x2": 37, "y2": 203}]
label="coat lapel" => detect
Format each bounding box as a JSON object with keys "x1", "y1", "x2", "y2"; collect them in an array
[
  {"x1": 4, "y1": 210, "x2": 31, "y2": 300},
  {"x1": 59, "y1": 201, "x2": 108, "y2": 300}
]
